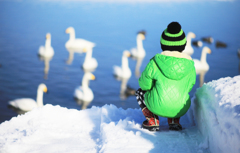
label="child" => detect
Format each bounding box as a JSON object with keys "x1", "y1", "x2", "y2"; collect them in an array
[{"x1": 135, "y1": 22, "x2": 196, "y2": 131}]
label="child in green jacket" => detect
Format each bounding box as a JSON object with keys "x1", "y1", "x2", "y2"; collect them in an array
[{"x1": 135, "y1": 22, "x2": 196, "y2": 131}]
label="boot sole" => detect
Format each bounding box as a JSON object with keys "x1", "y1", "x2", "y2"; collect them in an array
[
  {"x1": 169, "y1": 124, "x2": 182, "y2": 131},
  {"x1": 142, "y1": 124, "x2": 160, "y2": 131}
]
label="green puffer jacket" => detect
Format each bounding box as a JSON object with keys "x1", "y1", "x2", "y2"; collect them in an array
[{"x1": 139, "y1": 51, "x2": 196, "y2": 118}]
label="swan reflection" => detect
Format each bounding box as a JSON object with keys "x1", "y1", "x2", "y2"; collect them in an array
[
  {"x1": 8, "y1": 106, "x2": 28, "y2": 115},
  {"x1": 196, "y1": 69, "x2": 208, "y2": 87},
  {"x1": 119, "y1": 78, "x2": 136, "y2": 100},
  {"x1": 38, "y1": 55, "x2": 53, "y2": 80},
  {"x1": 66, "y1": 47, "x2": 84, "y2": 65},
  {"x1": 134, "y1": 57, "x2": 144, "y2": 77},
  {"x1": 74, "y1": 98, "x2": 92, "y2": 110}
]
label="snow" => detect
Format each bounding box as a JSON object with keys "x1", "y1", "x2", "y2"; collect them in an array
[
  {"x1": 188, "y1": 75, "x2": 240, "y2": 153},
  {"x1": 0, "y1": 75, "x2": 240, "y2": 153}
]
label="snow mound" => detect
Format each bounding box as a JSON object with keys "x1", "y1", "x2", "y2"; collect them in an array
[
  {"x1": 0, "y1": 105, "x2": 146, "y2": 153},
  {"x1": 189, "y1": 75, "x2": 240, "y2": 153},
  {"x1": 0, "y1": 104, "x2": 206, "y2": 153}
]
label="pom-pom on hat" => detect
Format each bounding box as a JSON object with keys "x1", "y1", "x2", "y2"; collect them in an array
[{"x1": 160, "y1": 22, "x2": 187, "y2": 52}]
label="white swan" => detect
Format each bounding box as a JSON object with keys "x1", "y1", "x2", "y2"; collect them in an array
[
  {"x1": 82, "y1": 48, "x2": 98, "y2": 71},
  {"x1": 183, "y1": 32, "x2": 196, "y2": 56},
  {"x1": 130, "y1": 31, "x2": 146, "y2": 59},
  {"x1": 113, "y1": 50, "x2": 132, "y2": 79},
  {"x1": 193, "y1": 46, "x2": 211, "y2": 72},
  {"x1": 65, "y1": 27, "x2": 95, "y2": 51},
  {"x1": 202, "y1": 36, "x2": 214, "y2": 44},
  {"x1": 192, "y1": 40, "x2": 203, "y2": 48},
  {"x1": 38, "y1": 33, "x2": 54, "y2": 58},
  {"x1": 8, "y1": 83, "x2": 48, "y2": 112},
  {"x1": 74, "y1": 72, "x2": 95, "y2": 104}
]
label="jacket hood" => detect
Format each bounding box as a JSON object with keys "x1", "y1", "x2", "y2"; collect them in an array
[{"x1": 153, "y1": 51, "x2": 195, "y2": 80}]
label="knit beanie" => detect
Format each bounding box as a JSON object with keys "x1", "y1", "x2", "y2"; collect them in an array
[{"x1": 160, "y1": 22, "x2": 186, "y2": 52}]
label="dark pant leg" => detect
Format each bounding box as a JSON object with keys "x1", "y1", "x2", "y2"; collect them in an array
[{"x1": 135, "y1": 88, "x2": 147, "y2": 110}]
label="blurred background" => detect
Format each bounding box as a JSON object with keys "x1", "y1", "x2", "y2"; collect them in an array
[{"x1": 0, "y1": 0, "x2": 240, "y2": 124}]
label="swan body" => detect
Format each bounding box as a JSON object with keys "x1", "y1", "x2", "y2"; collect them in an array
[
  {"x1": 38, "y1": 33, "x2": 54, "y2": 58},
  {"x1": 113, "y1": 50, "x2": 132, "y2": 79},
  {"x1": 216, "y1": 41, "x2": 227, "y2": 48},
  {"x1": 8, "y1": 84, "x2": 48, "y2": 111},
  {"x1": 74, "y1": 72, "x2": 95, "y2": 103},
  {"x1": 130, "y1": 31, "x2": 146, "y2": 59},
  {"x1": 183, "y1": 32, "x2": 196, "y2": 56},
  {"x1": 65, "y1": 27, "x2": 95, "y2": 51},
  {"x1": 193, "y1": 46, "x2": 211, "y2": 72},
  {"x1": 82, "y1": 48, "x2": 98, "y2": 70}
]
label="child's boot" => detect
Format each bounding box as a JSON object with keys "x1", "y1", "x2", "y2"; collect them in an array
[
  {"x1": 168, "y1": 118, "x2": 182, "y2": 131},
  {"x1": 141, "y1": 107, "x2": 159, "y2": 131}
]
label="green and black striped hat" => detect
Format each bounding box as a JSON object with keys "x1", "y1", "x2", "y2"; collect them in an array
[{"x1": 160, "y1": 22, "x2": 187, "y2": 52}]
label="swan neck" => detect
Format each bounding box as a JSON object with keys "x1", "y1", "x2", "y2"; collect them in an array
[
  {"x1": 84, "y1": 49, "x2": 93, "y2": 61},
  {"x1": 67, "y1": 51, "x2": 74, "y2": 64},
  {"x1": 122, "y1": 55, "x2": 129, "y2": 70},
  {"x1": 137, "y1": 37, "x2": 143, "y2": 51},
  {"x1": 82, "y1": 76, "x2": 89, "y2": 89},
  {"x1": 36, "y1": 89, "x2": 44, "y2": 107},
  {"x1": 187, "y1": 36, "x2": 192, "y2": 47},
  {"x1": 69, "y1": 31, "x2": 75, "y2": 40},
  {"x1": 200, "y1": 50, "x2": 207, "y2": 63},
  {"x1": 45, "y1": 39, "x2": 51, "y2": 48}
]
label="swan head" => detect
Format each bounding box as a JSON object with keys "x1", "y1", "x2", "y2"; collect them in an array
[
  {"x1": 208, "y1": 37, "x2": 214, "y2": 43},
  {"x1": 187, "y1": 32, "x2": 196, "y2": 39},
  {"x1": 197, "y1": 41, "x2": 203, "y2": 47},
  {"x1": 65, "y1": 27, "x2": 75, "y2": 34},
  {"x1": 85, "y1": 72, "x2": 95, "y2": 81},
  {"x1": 123, "y1": 50, "x2": 131, "y2": 57},
  {"x1": 137, "y1": 30, "x2": 146, "y2": 40},
  {"x1": 203, "y1": 46, "x2": 211, "y2": 54},
  {"x1": 38, "y1": 83, "x2": 48, "y2": 93},
  {"x1": 46, "y1": 33, "x2": 51, "y2": 40},
  {"x1": 192, "y1": 40, "x2": 203, "y2": 47}
]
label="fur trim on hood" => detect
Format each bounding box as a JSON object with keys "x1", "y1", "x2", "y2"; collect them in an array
[{"x1": 161, "y1": 51, "x2": 192, "y2": 60}]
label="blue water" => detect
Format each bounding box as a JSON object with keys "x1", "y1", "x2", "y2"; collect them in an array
[{"x1": 0, "y1": 1, "x2": 240, "y2": 124}]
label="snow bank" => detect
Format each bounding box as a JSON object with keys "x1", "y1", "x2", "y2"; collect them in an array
[
  {"x1": 0, "y1": 104, "x2": 206, "y2": 153},
  {"x1": 189, "y1": 75, "x2": 240, "y2": 153},
  {"x1": 0, "y1": 105, "x2": 155, "y2": 153}
]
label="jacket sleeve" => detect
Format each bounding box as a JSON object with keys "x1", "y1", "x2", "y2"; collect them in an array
[
  {"x1": 138, "y1": 60, "x2": 155, "y2": 91},
  {"x1": 188, "y1": 67, "x2": 196, "y2": 93}
]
